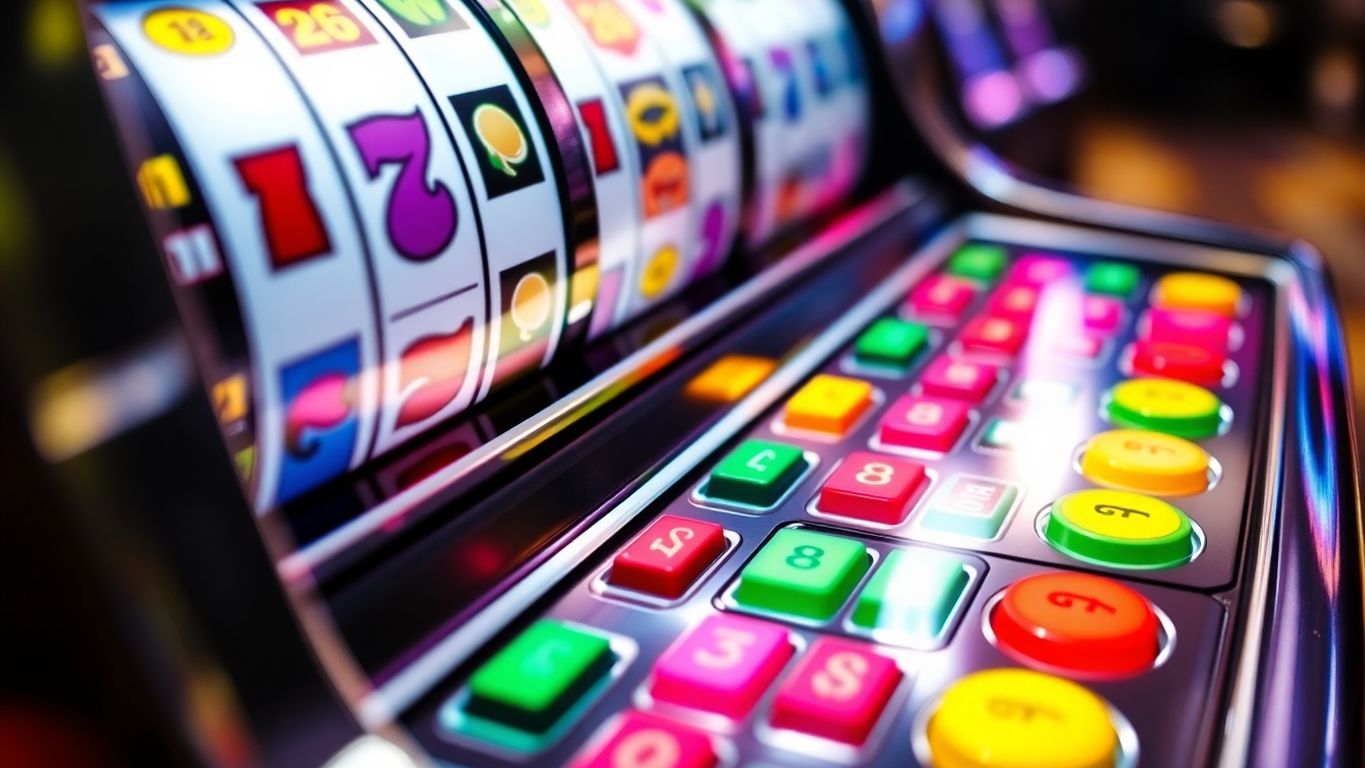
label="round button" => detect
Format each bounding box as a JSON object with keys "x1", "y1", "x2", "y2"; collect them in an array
[
  {"x1": 1080, "y1": 429, "x2": 1211, "y2": 496},
  {"x1": 1152, "y1": 272, "x2": 1242, "y2": 317},
  {"x1": 1106, "y1": 378, "x2": 1225, "y2": 439},
  {"x1": 927, "y1": 668, "x2": 1118, "y2": 768},
  {"x1": 991, "y1": 572, "x2": 1160, "y2": 675},
  {"x1": 1046, "y1": 488, "x2": 1196, "y2": 568},
  {"x1": 1132, "y1": 340, "x2": 1225, "y2": 386}
]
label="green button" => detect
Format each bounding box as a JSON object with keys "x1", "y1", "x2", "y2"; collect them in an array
[
  {"x1": 705, "y1": 439, "x2": 807, "y2": 507},
  {"x1": 917, "y1": 476, "x2": 1018, "y2": 539},
  {"x1": 855, "y1": 318, "x2": 929, "y2": 367},
  {"x1": 1085, "y1": 261, "x2": 1140, "y2": 297},
  {"x1": 852, "y1": 549, "x2": 969, "y2": 641},
  {"x1": 978, "y1": 419, "x2": 1025, "y2": 452},
  {"x1": 1105, "y1": 378, "x2": 1224, "y2": 439},
  {"x1": 1045, "y1": 489, "x2": 1195, "y2": 569},
  {"x1": 734, "y1": 528, "x2": 870, "y2": 620},
  {"x1": 947, "y1": 243, "x2": 1008, "y2": 281},
  {"x1": 465, "y1": 620, "x2": 613, "y2": 732}
]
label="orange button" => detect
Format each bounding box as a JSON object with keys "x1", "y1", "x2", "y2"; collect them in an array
[
  {"x1": 783, "y1": 374, "x2": 874, "y2": 436},
  {"x1": 686, "y1": 355, "x2": 777, "y2": 402},
  {"x1": 990, "y1": 571, "x2": 1160, "y2": 676}
]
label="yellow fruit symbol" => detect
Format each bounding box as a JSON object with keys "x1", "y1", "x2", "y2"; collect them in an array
[
  {"x1": 473, "y1": 103, "x2": 529, "y2": 177},
  {"x1": 626, "y1": 82, "x2": 680, "y2": 146},
  {"x1": 641, "y1": 245, "x2": 679, "y2": 299},
  {"x1": 143, "y1": 8, "x2": 235, "y2": 56},
  {"x1": 510, "y1": 272, "x2": 552, "y2": 341}
]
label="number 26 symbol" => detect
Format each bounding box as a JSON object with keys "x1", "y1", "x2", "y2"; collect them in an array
[{"x1": 348, "y1": 111, "x2": 457, "y2": 262}]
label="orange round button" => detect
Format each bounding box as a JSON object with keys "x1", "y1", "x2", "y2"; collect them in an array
[{"x1": 990, "y1": 571, "x2": 1160, "y2": 676}]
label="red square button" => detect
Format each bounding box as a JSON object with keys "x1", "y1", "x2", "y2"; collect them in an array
[
  {"x1": 574, "y1": 712, "x2": 717, "y2": 768},
  {"x1": 818, "y1": 452, "x2": 927, "y2": 525},
  {"x1": 1082, "y1": 295, "x2": 1124, "y2": 335},
  {"x1": 988, "y1": 284, "x2": 1039, "y2": 320},
  {"x1": 611, "y1": 515, "x2": 727, "y2": 599},
  {"x1": 920, "y1": 355, "x2": 1000, "y2": 402},
  {"x1": 1146, "y1": 307, "x2": 1231, "y2": 352},
  {"x1": 650, "y1": 614, "x2": 792, "y2": 719},
  {"x1": 906, "y1": 275, "x2": 977, "y2": 321},
  {"x1": 878, "y1": 395, "x2": 971, "y2": 453},
  {"x1": 959, "y1": 315, "x2": 1028, "y2": 356},
  {"x1": 1008, "y1": 253, "x2": 1071, "y2": 285},
  {"x1": 770, "y1": 637, "x2": 902, "y2": 745}
]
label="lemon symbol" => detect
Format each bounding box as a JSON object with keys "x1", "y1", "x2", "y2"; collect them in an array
[
  {"x1": 511, "y1": 272, "x2": 552, "y2": 341},
  {"x1": 474, "y1": 103, "x2": 529, "y2": 177}
]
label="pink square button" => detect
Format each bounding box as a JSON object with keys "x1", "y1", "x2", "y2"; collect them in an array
[
  {"x1": 906, "y1": 275, "x2": 978, "y2": 321},
  {"x1": 770, "y1": 638, "x2": 902, "y2": 745},
  {"x1": 920, "y1": 355, "x2": 1000, "y2": 402},
  {"x1": 878, "y1": 395, "x2": 971, "y2": 453},
  {"x1": 650, "y1": 614, "x2": 792, "y2": 720},
  {"x1": 1008, "y1": 253, "x2": 1071, "y2": 286},
  {"x1": 1146, "y1": 307, "x2": 1231, "y2": 351},
  {"x1": 988, "y1": 283, "x2": 1039, "y2": 320},
  {"x1": 573, "y1": 712, "x2": 718, "y2": 768},
  {"x1": 1051, "y1": 334, "x2": 1104, "y2": 359},
  {"x1": 1082, "y1": 295, "x2": 1124, "y2": 335},
  {"x1": 959, "y1": 315, "x2": 1028, "y2": 356}
]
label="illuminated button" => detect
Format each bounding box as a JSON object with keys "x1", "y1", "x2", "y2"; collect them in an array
[
  {"x1": 1012, "y1": 378, "x2": 1078, "y2": 406},
  {"x1": 1146, "y1": 307, "x2": 1231, "y2": 351},
  {"x1": 817, "y1": 451, "x2": 927, "y2": 525},
  {"x1": 610, "y1": 515, "x2": 727, "y2": 599},
  {"x1": 705, "y1": 439, "x2": 807, "y2": 507},
  {"x1": 1008, "y1": 253, "x2": 1072, "y2": 286},
  {"x1": 878, "y1": 395, "x2": 971, "y2": 453},
  {"x1": 978, "y1": 419, "x2": 1026, "y2": 452},
  {"x1": 574, "y1": 712, "x2": 717, "y2": 768},
  {"x1": 1051, "y1": 334, "x2": 1104, "y2": 360},
  {"x1": 920, "y1": 356, "x2": 1000, "y2": 402},
  {"x1": 855, "y1": 318, "x2": 930, "y2": 368},
  {"x1": 1046, "y1": 488, "x2": 1196, "y2": 568},
  {"x1": 947, "y1": 243, "x2": 1008, "y2": 282},
  {"x1": 770, "y1": 637, "x2": 902, "y2": 744},
  {"x1": 686, "y1": 355, "x2": 776, "y2": 402},
  {"x1": 1082, "y1": 295, "x2": 1123, "y2": 335},
  {"x1": 988, "y1": 283, "x2": 1039, "y2": 320},
  {"x1": 1106, "y1": 378, "x2": 1225, "y2": 439},
  {"x1": 1080, "y1": 429, "x2": 1211, "y2": 496},
  {"x1": 991, "y1": 571, "x2": 1160, "y2": 675},
  {"x1": 1085, "y1": 261, "x2": 1140, "y2": 297},
  {"x1": 465, "y1": 620, "x2": 613, "y2": 732},
  {"x1": 650, "y1": 614, "x2": 793, "y2": 719},
  {"x1": 733, "y1": 528, "x2": 870, "y2": 621},
  {"x1": 918, "y1": 475, "x2": 1018, "y2": 539},
  {"x1": 783, "y1": 374, "x2": 874, "y2": 436},
  {"x1": 960, "y1": 315, "x2": 1028, "y2": 356},
  {"x1": 1132, "y1": 340, "x2": 1225, "y2": 386},
  {"x1": 851, "y1": 548, "x2": 970, "y2": 641},
  {"x1": 927, "y1": 668, "x2": 1118, "y2": 768},
  {"x1": 1153, "y1": 272, "x2": 1242, "y2": 316},
  {"x1": 907, "y1": 275, "x2": 978, "y2": 321}
]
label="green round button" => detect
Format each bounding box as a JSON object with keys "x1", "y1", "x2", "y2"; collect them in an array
[
  {"x1": 1105, "y1": 378, "x2": 1224, "y2": 439},
  {"x1": 1045, "y1": 489, "x2": 1196, "y2": 568}
]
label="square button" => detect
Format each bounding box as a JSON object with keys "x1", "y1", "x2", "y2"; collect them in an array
[
  {"x1": 733, "y1": 528, "x2": 870, "y2": 621},
  {"x1": 906, "y1": 275, "x2": 978, "y2": 321},
  {"x1": 851, "y1": 549, "x2": 970, "y2": 642},
  {"x1": 959, "y1": 315, "x2": 1028, "y2": 356},
  {"x1": 987, "y1": 284, "x2": 1039, "y2": 320},
  {"x1": 650, "y1": 614, "x2": 792, "y2": 719},
  {"x1": 1082, "y1": 295, "x2": 1124, "y2": 335},
  {"x1": 1008, "y1": 253, "x2": 1071, "y2": 286},
  {"x1": 978, "y1": 419, "x2": 1025, "y2": 452},
  {"x1": 686, "y1": 355, "x2": 776, "y2": 402},
  {"x1": 1012, "y1": 378, "x2": 1078, "y2": 406},
  {"x1": 917, "y1": 475, "x2": 1019, "y2": 539},
  {"x1": 1085, "y1": 261, "x2": 1140, "y2": 297},
  {"x1": 817, "y1": 451, "x2": 927, "y2": 525},
  {"x1": 574, "y1": 712, "x2": 718, "y2": 768},
  {"x1": 878, "y1": 394, "x2": 971, "y2": 453},
  {"x1": 946, "y1": 243, "x2": 1008, "y2": 282},
  {"x1": 783, "y1": 374, "x2": 874, "y2": 436},
  {"x1": 1051, "y1": 334, "x2": 1104, "y2": 360},
  {"x1": 610, "y1": 515, "x2": 727, "y2": 599},
  {"x1": 464, "y1": 620, "x2": 614, "y2": 733},
  {"x1": 770, "y1": 637, "x2": 903, "y2": 745},
  {"x1": 855, "y1": 318, "x2": 929, "y2": 368},
  {"x1": 704, "y1": 439, "x2": 807, "y2": 507},
  {"x1": 919, "y1": 356, "x2": 1000, "y2": 403}
]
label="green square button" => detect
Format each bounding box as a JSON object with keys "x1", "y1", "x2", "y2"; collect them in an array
[
  {"x1": 733, "y1": 528, "x2": 870, "y2": 620},
  {"x1": 917, "y1": 475, "x2": 1018, "y2": 539},
  {"x1": 705, "y1": 439, "x2": 807, "y2": 507},
  {"x1": 947, "y1": 243, "x2": 1008, "y2": 281},
  {"x1": 1085, "y1": 261, "x2": 1140, "y2": 297},
  {"x1": 465, "y1": 620, "x2": 613, "y2": 732},
  {"x1": 852, "y1": 549, "x2": 969, "y2": 642},
  {"x1": 855, "y1": 318, "x2": 929, "y2": 367}
]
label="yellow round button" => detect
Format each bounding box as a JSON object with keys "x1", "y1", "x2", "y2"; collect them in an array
[
  {"x1": 928, "y1": 668, "x2": 1118, "y2": 768},
  {"x1": 1106, "y1": 378, "x2": 1225, "y2": 439},
  {"x1": 1048, "y1": 489, "x2": 1196, "y2": 568},
  {"x1": 1152, "y1": 272, "x2": 1242, "y2": 317},
  {"x1": 1080, "y1": 429, "x2": 1211, "y2": 496}
]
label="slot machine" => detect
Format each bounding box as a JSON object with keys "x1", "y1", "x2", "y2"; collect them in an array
[{"x1": 0, "y1": 0, "x2": 1359, "y2": 766}]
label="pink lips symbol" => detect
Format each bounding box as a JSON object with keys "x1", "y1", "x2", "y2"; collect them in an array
[{"x1": 285, "y1": 373, "x2": 354, "y2": 459}]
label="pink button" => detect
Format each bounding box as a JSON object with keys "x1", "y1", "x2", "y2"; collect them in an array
[
  {"x1": 959, "y1": 315, "x2": 1028, "y2": 356},
  {"x1": 878, "y1": 395, "x2": 971, "y2": 453},
  {"x1": 1146, "y1": 307, "x2": 1231, "y2": 351},
  {"x1": 906, "y1": 276, "x2": 978, "y2": 321},
  {"x1": 818, "y1": 451, "x2": 927, "y2": 524},
  {"x1": 1008, "y1": 254, "x2": 1071, "y2": 286},
  {"x1": 988, "y1": 284, "x2": 1039, "y2": 320},
  {"x1": 574, "y1": 712, "x2": 717, "y2": 768},
  {"x1": 1052, "y1": 334, "x2": 1104, "y2": 359},
  {"x1": 650, "y1": 614, "x2": 792, "y2": 719},
  {"x1": 920, "y1": 356, "x2": 1000, "y2": 402},
  {"x1": 770, "y1": 638, "x2": 902, "y2": 745},
  {"x1": 1082, "y1": 295, "x2": 1124, "y2": 335}
]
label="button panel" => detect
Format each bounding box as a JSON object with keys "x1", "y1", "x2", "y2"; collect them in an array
[{"x1": 649, "y1": 614, "x2": 793, "y2": 719}]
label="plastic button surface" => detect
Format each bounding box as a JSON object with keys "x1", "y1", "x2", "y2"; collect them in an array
[
  {"x1": 465, "y1": 620, "x2": 613, "y2": 732},
  {"x1": 770, "y1": 637, "x2": 902, "y2": 744},
  {"x1": 1080, "y1": 429, "x2": 1211, "y2": 496},
  {"x1": 705, "y1": 439, "x2": 807, "y2": 506},
  {"x1": 1152, "y1": 272, "x2": 1242, "y2": 316},
  {"x1": 1106, "y1": 378, "x2": 1224, "y2": 439},
  {"x1": 1132, "y1": 340, "x2": 1226, "y2": 386},
  {"x1": 855, "y1": 318, "x2": 929, "y2": 368},
  {"x1": 650, "y1": 614, "x2": 792, "y2": 719},
  {"x1": 573, "y1": 712, "x2": 717, "y2": 768},
  {"x1": 610, "y1": 515, "x2": 727, "y2": 599},
  {"x1": 1046, "y1": 488, "x2": 1196, "y2": 568},
  {"x1": 733, "y1": 528, "x2": 870, "y2": 620},
  {"x1": 817, "y1": 452, "x2": 927, "y2": 525},
  {"x1": 783, "y1": 374, "x2": 874, "y2": 436}
]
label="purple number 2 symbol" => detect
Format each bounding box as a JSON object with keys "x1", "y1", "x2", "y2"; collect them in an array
[{"x1": 348, "y1": 110, "x2": 457, "y2": 261}]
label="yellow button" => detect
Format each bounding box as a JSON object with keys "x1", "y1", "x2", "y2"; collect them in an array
[
  {"x1": 782, "y1": 374, "x2": 874, "y2": 435},
  {"x1": 1152, "y1": 272, "x2": 1242, "y2": 317},
  {"x1": 928, "y1": 668, "x2": 1118, "y2": 768},
  {"x1": 685, "y1": 355, "x2": 777, "y2": 402},
  {"x1": 1081, "y1": 429, "x2": 1211, "y2": 496},
  {"x1": 1107, "y1": 378, "x2": 1224, "y2": 439},
  {"x1": 1048, "y1": 489, "x2": 1196, "y2": 568}
]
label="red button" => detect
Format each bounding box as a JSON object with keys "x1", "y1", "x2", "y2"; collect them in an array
[
  {"x1": 920, "y1": 355, "x2": 1000, "y2": 402},
  {"x1": 650, "y1": 614, "x2": 793, "y2": 719},
  {"x1": 818, "y1": 451, "x2": 927, "y2": 524},
  {"x1": 1146, "y1": 307, "x2": 1231, "y2": 352},
  {"x1": 573, "y1": 712, "x2": 717, "y2": 768},
  {"x1": 1008, "y1": 254, "x2": 1071, "y2": 285},
  {"x1": 988, "y1": 284, "x2": 1039, "y2": 320},
  {"x1": 770, "y1": 637, "x2": 903, "y2": 745},
  {"x1": 611, "y1": 515, "x2": 727, "y2": 599},
  {"x1": 1132, "y1": 340, "x2": 1225, "y2": 385},
  {"x1": 960, "y1": 315, "x2": 1028, "y2": 356},
  {"x1": 1082, "y1": 295, "x2": 1124, "y2": 336},
  {"x1": 878, "y1": 395, "x2": 971, "y2": 453},
  {"x1": 907, "y1": 275, "x2": 978, "y2": 321},
  {"x1": 1051, "y1": 334, "x2": 1104, "y2": 360},
  {"x1": 990, "y1": 571, "x2": 1160, "y2": 676}
]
